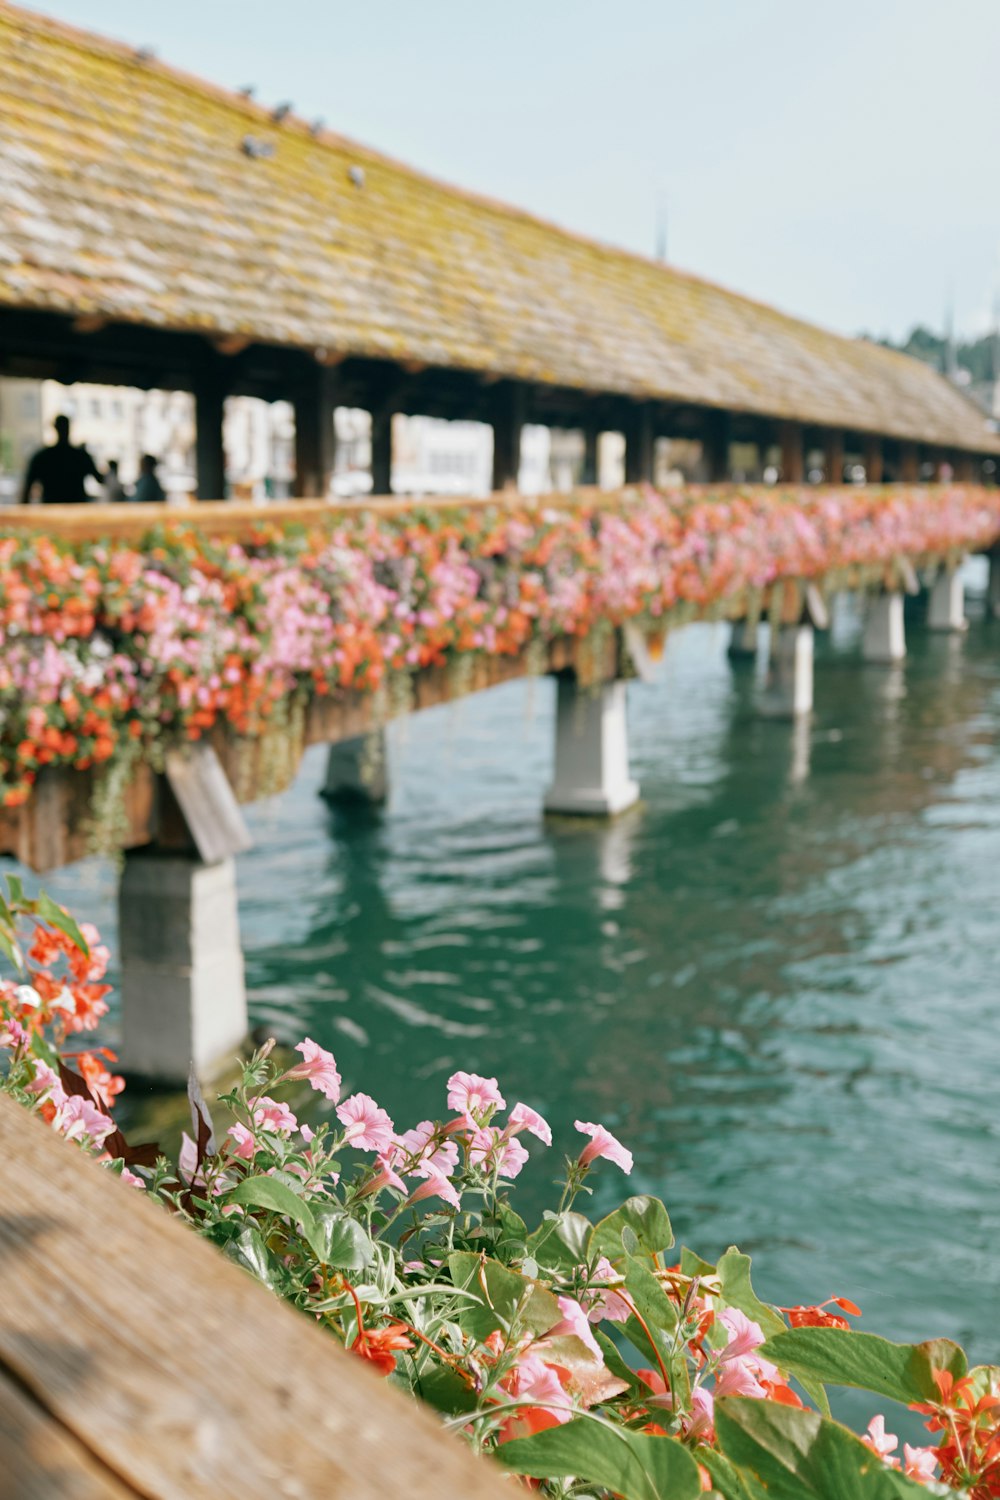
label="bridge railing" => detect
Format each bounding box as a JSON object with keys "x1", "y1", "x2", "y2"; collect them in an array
[{"x1": 0, "y1": 1090, "x2": 507, "y2": 1499}]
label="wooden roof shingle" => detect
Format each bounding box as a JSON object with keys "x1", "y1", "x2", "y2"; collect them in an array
[{"x1": 1, "y1": 1, "x2": 996, "y2": 453}]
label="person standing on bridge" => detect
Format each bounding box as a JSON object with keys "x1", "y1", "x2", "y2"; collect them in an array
[
  {"x1": 132, "y1": 452, "x2": 166, "y2": 504},
  {"x1": 20, "y1": 414, "x2": 103, "y2": 504}
]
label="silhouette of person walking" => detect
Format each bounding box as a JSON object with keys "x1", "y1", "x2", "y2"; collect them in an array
[
  {"x1": 21, "y1": 414, "x2": 103, "y2": 504},
  {"x1": 132, "y1": 453, "x2": 166, "y2": 504}
]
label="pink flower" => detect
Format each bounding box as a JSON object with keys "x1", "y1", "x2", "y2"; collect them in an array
[
  {"x1": 396, "y1": 1120, "x2": 460, "y2": 1177},
  {"x1": 288, "y1": 1038, "x2": 341, "y2": 1102},
  {"x1": 227, "y1": 1122, "x2": 257, "y2": 1161},
  {"x1": 507, "y1": 1102, "x2": 552, "y2": 1146},
  {"x1": 405, "y1": 1167, "x2": 461, "y2": 1210},
  {"x1": 51, "y1": 1094, "x2": 115, "y2": 1147},
  {"x1": 179, "y1": 1130, "x2": 199, "y2": 1183},
  {"x1": 714, "y1": 1355, "x2": 768, "y2": 1400},
  {"x1": 903, "y1": 1444, "x2": 938, "y2": 1482},
  {"x1": 252, "y1": 1096, "x2": 298, "y2": 1135},
  {"x1": 862, "y1": 1415, "x2": 899, "y2": 1464},
  {"x1": 498, "y1": 1352, "x2": 574, "y2": 1441},
  {"x1": 446, "y1": 1070, "x2": 505, "y2": 1121},
  {"x1": 301, "y1": 1122, "x2": 315, "y2": 1144},
  {"x1": 26, "y1": 1060, "x2": 66, "y2": 1109},
  {"x1": 118, "y1": 1166, "x2": 146, "y2": 1189},
  {"x1": 356, "y1": 1149, "x2": 408, "y2": 1199},
  {"x1": 719, "y1": 1308, "x2": 766, "y2": 1361},
  {"x1": 0, "y1": 1015, "x2": 27, "y2": 1050},
  {"x1": 336, "y1": 1093, "x2": 395, "y2": 1153},
  {"x1": 586, "y1": 1257, "x2": 631, "y2": 1324},
  {"x1": 574, "y1": 1120, "x2": 633, "y2": 1174},
  {"x1": 684, "y1": 1386, "x2": 715, "y2": 1442},
  {"x1": 469, "y1": 1127, "x2": 529, "y2": 1179},
  {"x1": 548, "y1": 1295, "x2": 603, "y2": 1360}
]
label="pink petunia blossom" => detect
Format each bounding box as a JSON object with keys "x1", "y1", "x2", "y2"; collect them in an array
[
  {"x1": 118, "y1": 1166, "x2": 147, "y2": 1189},
  {"x1": 862, "y1": 1415, "x2": 899, "y2": 1464},
  {"x1": 548, "y1": 1295, "x2": 604, "y2": 1361},
  {"x1": 356, "y1": 1150, "x2": 408, "y2": 1199},
  {"x1": 446, "y1": 1070, "x2": 505, "y2": 1121},
  {"x1": 252, "y1": 1096, "x2": 298, "y2": 1135},
  {"x1": 336, "y1": 1093, "x2": 395, "y2": 1153},
  {"x1": 287, "y1": 1038, "x2": 342, "y2": 1103},
  {"x1": 586, "y1": 1256, "x2": 632, "y2": 1324},
  {"x1": 574, "y1": 1120, "x2": 633, "y2": 1175},
  {"x1": 26, "y1": 1060, "x2": 66, "y2": 1109},
  {"x1": 903, "y1": 1444, "x2": 938, "y2": 1482},
  {"x1": 507, "y1": 1102, "x2": 553, "y2": 1146},
  {"x1": 714, "y1": 1355, "x2": 768, "y2": 1400},
  {"x1": 719, "y1": 1308, "x2": 766, "y2": 1362},
  {"x1": 0, "y1": 1015, "x2": 27, "y2": 1050},
  {"x1": 51, "y1": 1094, "x2": 115, "y2": 1147},
  {"x1": 301, "y1": 1122, "x2": 315, "y2": 1144},
  {"x1": 396, "y1": 1120, "x2": 460, "y2": 1178},
  {"x1": 405, "y1": 1167, "x2": 461, "y2": 1211},
  {"x1": 226, "y1": 1122, "x2": 257, "y2": 1161},
  {"x1": 469, "y1": 1127, "x2": 529, "y2": 1180},
  {"x1": 684, "y1": 1386, "x2": 716, "y2": 1442}
]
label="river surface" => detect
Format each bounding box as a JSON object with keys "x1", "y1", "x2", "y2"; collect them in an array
[{"x1": 39, "y1": 575, "x2": 1000, "y2": 1403}]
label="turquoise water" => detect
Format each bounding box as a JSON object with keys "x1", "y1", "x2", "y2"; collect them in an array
[{"x1": 40, "y1": 578, "x2": 1000, "y2": 1399}]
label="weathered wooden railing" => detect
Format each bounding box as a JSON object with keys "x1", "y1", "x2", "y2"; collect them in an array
[{"x1": 0, "y1": 1092, "x2": 508, "y2": 1498}]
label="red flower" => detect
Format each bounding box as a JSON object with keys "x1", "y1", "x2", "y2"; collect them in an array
[{"x1": 350, "y1": 1322, "x2": 414, "y2": 1377}]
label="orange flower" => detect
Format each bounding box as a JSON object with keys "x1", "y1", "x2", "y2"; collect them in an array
[{"x1": 350, "y1": 1322, "x2": 414, "y2": 1377}]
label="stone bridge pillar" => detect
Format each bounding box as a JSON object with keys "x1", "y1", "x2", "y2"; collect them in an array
[
  {"x1": 927, "y1": 563, "x2": 966, "y2": 631},
  {"x1": 117, "y1": 746, "x2": 251, "y2": 1085},
  {"x1": 544, "y1": 677, "x2": 640, "y2": 817},
  {"x1": 863, "y1": 591, "x2": 906, "y2": 663}
]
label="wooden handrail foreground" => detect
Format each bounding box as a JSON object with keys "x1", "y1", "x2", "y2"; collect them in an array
[{"x1": 0, "y1": 1094, "x2": 509, "y2": 1499}]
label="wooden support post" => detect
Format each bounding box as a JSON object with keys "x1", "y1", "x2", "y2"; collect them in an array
[
  {"x1": 824, "y1": 429, "x2": 845, "y2": 485},
  {"x1": 193, "y1": 361, "x2": 228, "y2": 500},
  {"x1": 778, "y1": 421, "x2": 805, "y2": 483},
  {"x1": 864, "y1": 435, "x2": 884, "y2": 484},
  {"x1": 293, "y1": 365, "x2": 337, "y2": 499},
  {"x1": 491, "y1": 382, "x2": 525, "y2": 491},
  {"x1": 955, "y1": 453, "x2": 975, "y2": 482},
  {"x1": 581, "y1": 424, "x2": 600, "y2": 485},
  {"x1": 703, "y1": 408, "x2": 731, "y2": 482},
  {"x1": 624, "y1": 403, "x2": 654, "y2": 484},
  {"x1": 899, "y1": 441, "x2": 920, "y2": 482},
  {"x1": 370, "y1": 408, "x2": 393, "y2": 496}
]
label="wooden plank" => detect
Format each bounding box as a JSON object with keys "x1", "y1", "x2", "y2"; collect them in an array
[
  {"x1": 0, "y1": 1095, "x2": 509, "y2": 1500},
  {"x1": 0, "y1": 1370, "x2": 136, "y2": 1498}
]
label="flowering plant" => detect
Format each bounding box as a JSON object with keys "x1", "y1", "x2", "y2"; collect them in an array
[
  {"x1": 3, "y1": 895, "x2": 999, "y2": 1497},
  {"x1": 2, "y1": 483, "x2": 999, "y2": 808}
]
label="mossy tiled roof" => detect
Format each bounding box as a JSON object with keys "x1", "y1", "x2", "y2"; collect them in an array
[{"x1": 1, "y1": 2, "x2": 996, "y2": 453}]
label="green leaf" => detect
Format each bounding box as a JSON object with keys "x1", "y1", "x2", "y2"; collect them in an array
[
  {"x1": 527, "y1": 1210, "x2": 592, "y2": 1272},
  {"x1": 717, "y1": 1247, "x2": 785, "y2": 1339},
  {"x1": 494, "y1": 1417, "x2": 702, "y2": 1500},
  {"x1": 619, "y1": 1255, "x2": 688, "y2": 1404},
  {"x1": 448, "y1": 1251, "x2": 560, "y2": 1341},
  {"x1": 412, "y1": 1364, "x2": 478, "y2": 1416},
  {"x1": 0, "y1": 928, "x2": 19, "y2": 969},
  {"x1": 34, "y1": 890, "x2": 89, "y2": 956},
  {"x1": 592, "y1": 1325, "x2": 644, "y2": 1392},
  {"x1": 761, "y1": 1327, "x2": 967, "y2": 1406},
  {"x1": 589, "y1": 1196, "x2": 674, "y2": 1265},
  {"x1": 223, "y1": 1224, "x2": 288, "y2": 1295},
  {"x1": 698, "y1": 1448, "x2": 757, "y2": 1500},
  {"x1": 308, "y1": 1209, "x2": 374, "y2": 1271},
  {"x1": 5, "y1": 876, "x2": 24, "y2": 907},
  {"x1": 680, "y1": 1246, "x2": 717, "y2": 1279},
  {"x1": 222, "y1": 1175, "x2": 317, "y2": 1246},
  {"x1": 715, "y1": 1397, "x2": 929, "y2": 1499}
]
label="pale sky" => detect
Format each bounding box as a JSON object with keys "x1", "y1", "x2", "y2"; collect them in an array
[{"x1": 27, "y1": 0, "x2": 1000, "y2": 342}]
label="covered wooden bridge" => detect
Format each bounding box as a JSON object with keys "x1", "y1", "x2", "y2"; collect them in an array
[{"x1": 0, "y1": 0, "x2": 997, "y2": 493}]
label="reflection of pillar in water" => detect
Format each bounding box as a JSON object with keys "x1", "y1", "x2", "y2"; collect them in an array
[
  {"x1": 789, "y1": 715, "x2": 811, "y2": 786},
  {"x1": 596, "y1": 810, "x2": 640, "y2": 910},
  {"x1": 761, "y1": 625, "x2": 813, "y2": 718}
]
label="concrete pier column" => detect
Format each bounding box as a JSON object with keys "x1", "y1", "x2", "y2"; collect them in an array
[
  {"x1": 863, "y1": 591, "x2": 906, "y2": 663},
  {"x1": 321, "y1": 731, "x2": 390, "y2": 806},
  {"x1": 118, "y1": 850, "x2": 247, "y2": 1085},
  {"x1": 762, "y1": 624, "x2": 813, "y2": 717},
  {"x1": 728, "y1": 617, "x2": 759, "y2": 660},
  {"x1": 927, "y1": 565, "x2": 966, "y2": 631},
  {"x1": 544, "y1": 678, "x2": 639, "y2": 816}
]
